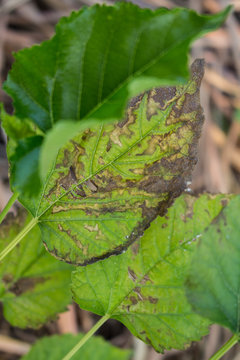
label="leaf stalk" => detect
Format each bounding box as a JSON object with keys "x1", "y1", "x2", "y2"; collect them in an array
[
  {"x1": 209, "y1": 333, "x2": 239, "y2": 360},
  {"x1": 0, "y1": 192, "x2": 19, "y2": 225},
  {"x1": 62, "y1": 314, "x2": 110, "y2": 360}
]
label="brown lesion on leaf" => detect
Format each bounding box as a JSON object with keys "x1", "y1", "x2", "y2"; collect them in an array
[
  {"x1": 128, "y1": 267, "x2": 137, "y2": 282},
  {"x1": 44, "y1": 60, "x2": 205, "y2": 266},
  {"x1": 129, "y1": 296, "x2": 138, "y2": 305},
  {"x1": 58, "y1": 224, "x2": 87, "y2": 255},
  {"x1": 133, "y1": 286, "x2": 143, "y2": 301},
  {"x1": 0, "y1": 207, "x2": 27, "y2": 238},
  {"x1": 139, "y1": 274, "x2": 153, "y2": 285},
  {"x1": 148, "y1": 296, "x2": 158, "y2": 304},
  {"x1": 9, "y1": 277, "x2": 46, "y2": 296},
  {"x1": 2, "y1": 274, "x2": 14, "y2": 287}
]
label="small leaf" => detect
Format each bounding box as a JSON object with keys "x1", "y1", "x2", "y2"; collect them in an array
[
  {"x1": 25, "y1": 59, "x2": 204, "y2": 265},
  {"x1": 21, "y1": 333, "x2": 131, "y2": 360},
  {"x1": 72, "y1": 193, "x2": 231, "y2": 352},
  {"x1": 0, "y1": 208, "x2": 73, "y2": 329},
  {"x1": 2, "y1": 3, "x2": 231, "y2": 195},
  {"x1": 185, "y1": 196, "x2": 240, "y2": 334}
]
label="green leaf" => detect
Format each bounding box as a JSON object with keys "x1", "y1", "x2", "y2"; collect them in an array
[
  {"x1": 185, "y1": 196, "x2": 240, "y2": 334},
  {"x1": 21, "y1": 333, "x2": 131, "y2": 360},
  {"x1": 72, "y1": 193, "x2": 232, "y2": 352},
  {"x1": 0, "y1": 208, "x2": 73, "y2": 329},
  {"x1": 24, "y1": 59, "x2": 205, "y2": 265},
  {"x1": 4, "y1": 4, "x2": 231, "y2": 130},
  {"x1": 2, "y1": 3, "x2": 231, "y2": 195}
]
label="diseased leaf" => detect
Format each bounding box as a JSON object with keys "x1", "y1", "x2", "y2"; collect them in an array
[
  {"x1": 23, "y1": 60, "x2": 205, "y2": 265},
  {"x1": 0, "y1": 208, "x2": 73, "y2": 329},
  {"x1": 21, "y1": 333, "x2": 131, "y2": 360},
  {"x1": 185, "y1": 196, "x2": 240, "y2": 334},
  {"x1": 2, "y1": 3, "x2": 231, "y2": 195},
  {"x1": 72, "y1": 193, "x2": 232, "y2": 352}
]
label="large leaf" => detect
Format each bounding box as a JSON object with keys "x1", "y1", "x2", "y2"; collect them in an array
[
  {"x1": 2, "y1": 3, "x2": 231, "y2": 195},
  {"x1": 4, "y1": 3, "x2": 230, "y2": 131},
  {"x1": 21, "y1": 333, "x2": 131, "y2": 360},
  {"x1": 0, "y1": 208, "x2": 73, "y2": 328},
  {"x1": 185, "y1": 196, "x2": 240, "y2": 334},
  {"x1": 23, "y1": 59, "x2": 205, "y2": 265},
  {"x1": 72, "y1": 193, "x2": 232, "y2": 352}
]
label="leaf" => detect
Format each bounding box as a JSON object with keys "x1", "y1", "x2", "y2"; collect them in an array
[
  {"x1": 185, "y1": 196, "x2": 240, "y2": 334},
  {"x1": 21, "y1": 333, "x2": 131, "y2": 360},
  {"x1": 23, "y1": 59, "x2": 205, "y2": 266},
  {"x1": 71, "y1": 193, "x2": 232, "y2": 352},
  {"x1": 0, "y1": 106, "x2": 44, "y2": 195},
  {"x1": 2, "y1": 3, "x2": 231, "y2": 195},
  {"x1": 0, "y1": 208, "x2": 73, "y2": 329}
]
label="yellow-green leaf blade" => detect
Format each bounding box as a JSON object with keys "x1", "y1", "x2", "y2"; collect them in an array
[{"x1": 72, "y1": 193, "x2": 232, "y2": 352}]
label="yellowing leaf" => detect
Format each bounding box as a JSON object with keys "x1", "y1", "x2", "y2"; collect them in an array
[{"x1": 27, "y1": 59, "x2": 206, "y2": 265}]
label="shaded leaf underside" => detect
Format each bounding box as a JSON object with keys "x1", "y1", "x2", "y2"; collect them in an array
[
  {"x1": 186, "y1": 196, "x2": 240, "y2": 334},
  {"x1": 28, "y1": 59, "x2": 206, "y2": 265},
  {"x1": 0, "y1": 208, "x2": 73, "y2": 328},
  {"x1": 72, "y1": 193, "x2": 232, "y2": 352}
]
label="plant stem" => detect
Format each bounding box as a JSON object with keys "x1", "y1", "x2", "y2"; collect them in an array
[
  {"x1": 62, "y1": 314, "x2": 110, "y2": 360},
  {"x1": 0, "y1": 192, "x2": 19, "y2": 225},
  {"x1": 0, "y1": 217, "x2": 38, "y2": 262},
  {"x1": 209, "y1": 334, "x2": 239, "y2": 360}
]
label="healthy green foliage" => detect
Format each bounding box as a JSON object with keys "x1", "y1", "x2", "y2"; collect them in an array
[
  {"x1": 2, "y1": 3, "x2": 231, "y2": 196},
  {"x1": 21, "y1": 333, "x2": 131, "y2": 360},
  {"x1": 18, "y1": 59, "x2": 205, "y2": 266},
  {"x1": 185, "y1": 196, "x2": 240, "y2": 334},
  {"x1": 72, "y1": 193, "x2": 232, "y2": 352},
  {"x1": 0, "y1": 208, "x2": 73, "y2": 328}
]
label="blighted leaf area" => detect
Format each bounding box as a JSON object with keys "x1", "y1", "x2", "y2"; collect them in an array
[
  {"x1": 37, "y1": 59, "x2": 205, "y2": 266},
  {"x1": 0, "y1": 208, "x2": 73, "y2": 329}
]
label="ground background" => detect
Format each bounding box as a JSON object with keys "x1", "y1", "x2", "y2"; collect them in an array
[{"x1": 0, "y1": 0, "x2": 240, "y2": 359}]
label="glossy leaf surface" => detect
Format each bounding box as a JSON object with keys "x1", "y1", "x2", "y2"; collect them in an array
[
  {"x1": 72, "y1": 194, "x2": 232, "y2": 352},
  {"x1": 0, "y1": 208, "x2": 73, "y2": 328},
  {"x1": 21, "y1": 333, "x2": 131, "y2": 360},
  {"x1": 2, "y1": 3, "x2": 231, "y2": 195},
  {"x1": 186, "y1": 196, "x2": 240, "y2": 334},
  {"x1": 30, "y1": 60, "x2": 204, "y2": 265}
]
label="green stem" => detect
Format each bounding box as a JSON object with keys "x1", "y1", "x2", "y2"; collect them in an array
[
  {"x1": 209, "y1": 334, "x2": 239, "y2": 360},
  {"x1": 0, "y1": 192, "x2": 19, "y2": 225},
  {"x1": 62, "y1": 314, "x2": 110, "y2": 360},
  {"x1": 0, "y1": 217, "x2": 38, "y2": 262}
]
